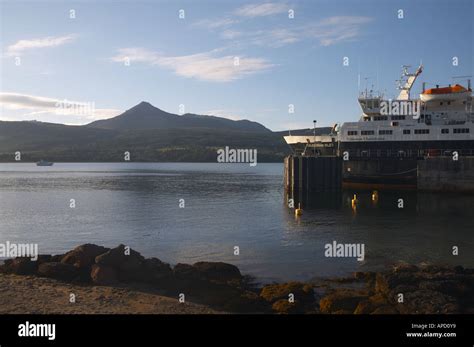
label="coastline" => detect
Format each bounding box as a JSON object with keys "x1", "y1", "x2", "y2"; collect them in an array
[{"x1": 1, "y1": 243, "x2": 473, "y2": 314}]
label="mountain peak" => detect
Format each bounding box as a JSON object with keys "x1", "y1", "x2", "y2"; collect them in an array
[
  {"x1": 137, "y1": 101, "x2": 152, "y2": 106},
  {"x1": 87, "y1": 102, "x2": 271, "y2": 133},
  {"x1": 133, "y1": 101, "x2": 156, "y2": 109}
]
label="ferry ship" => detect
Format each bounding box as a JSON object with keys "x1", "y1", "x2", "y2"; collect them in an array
[{"x1": 284, "y1": 65, "x2": 474, "y2": 186}]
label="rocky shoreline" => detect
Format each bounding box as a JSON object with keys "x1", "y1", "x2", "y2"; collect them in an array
[{"x1": 1, "y1": 244, "x2": 473, "y2": 314}]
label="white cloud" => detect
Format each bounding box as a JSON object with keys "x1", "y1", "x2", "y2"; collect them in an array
[
  {"x1": 306, "y1": 16, "x2": 373, "y2": 46},
  {"x1": 235, "y1": 3, "x2": 289, "y2": 17},
  {"x1": 111, "y1": 48, "x2": 274, "y2": 82},
  {"x1": 194, "y1": 17, "x2": 238, "y2": 29},
  {"x1": 220, "y1": 30, "x2": 243, "y2": 40},
  {"x1": 219, "y1": 16, "x2": 373, "y2": 48},
  {"x1": 246, "y1": 28, "x2": 300, "y2": 48},
  {"x1": 0, "y1": 93, "x2": 121, "y2": 122},
  {"x1": 5, "y1": 34, "x2": 77, "y2": 57}
]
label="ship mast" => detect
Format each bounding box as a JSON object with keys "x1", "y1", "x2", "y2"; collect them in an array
[{"x1": 396, "y1": 64, "x2": 423, "y2": 100}]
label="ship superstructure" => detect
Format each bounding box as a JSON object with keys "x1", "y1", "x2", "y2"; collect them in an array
[
  {"x1": 284, "y1": 65, "x2": 473, "y2": 186},
  {"x1": 285, "y1": 65, "x2": 474, "y2": 160}
]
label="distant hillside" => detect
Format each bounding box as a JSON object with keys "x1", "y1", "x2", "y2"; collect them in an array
[
  {"x1": 0, "y1": 102, "x2": 289, "y2": 162},
  {"x1": 88, "y1": 101, "x2": 271, "y2": 133}
]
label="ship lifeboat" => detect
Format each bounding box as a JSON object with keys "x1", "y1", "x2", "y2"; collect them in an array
[{"x1": 420, "y1": 84, "x2": 471, "y2": 102}]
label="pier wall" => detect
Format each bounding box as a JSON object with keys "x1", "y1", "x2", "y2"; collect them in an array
[
  {"x1": 417, "y1": 157, "x2": 474, "y2": 192},
  {"x1": 284, "y1": 155, "x2": 474, "y2": 194},
  {"x1": 284, "y1": 156, "x2": 342, "y2": 193}
]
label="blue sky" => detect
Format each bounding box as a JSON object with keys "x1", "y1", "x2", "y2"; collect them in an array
[{"x1": 0, "y1": 0, "x2": 472, "y2": 130}]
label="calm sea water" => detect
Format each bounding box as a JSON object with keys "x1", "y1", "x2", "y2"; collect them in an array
[{"x1": 0, "y1": 163, "x2": 472, "y2": 282}]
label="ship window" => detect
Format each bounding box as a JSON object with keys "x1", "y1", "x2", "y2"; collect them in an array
[
  {"x1": 347, "y1": 131, "x2": 358, "y2": 136},
  {"x1": 361, "y1": 130, "x2": 375, "y2": 135},
  {"x1": 447, "y1": 101, "x2": 451, "y2": 105},
  {"x1": 440, "y1": 102, "x2": 443, "y2": 106},
  {"x1": 403, "y1": 129, "x2": 411, "y2": 134},
  {"x1": 374, "y1": 116, "x2": 388, "y2": 121},
  {"x1": 454, "y1": 128, "x2": 470, "y2": 134},
  {"x1": 379, "y1": 130, "x2": 393, "y2": 135},
  {"x1": 414, "y1": 129, "x2": 429, "y2": 134},
  {"x1": 391, "y1": 115, "x2": 406, "y2": 120},
  {"x1": 441, "y1": 129, "x2": 449, "y2": 134}
]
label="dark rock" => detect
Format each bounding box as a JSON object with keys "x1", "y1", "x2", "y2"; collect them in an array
[
  {"x1": 354, "y1": 293, "x2": 393, "y2": 313},
  {"x1": 393, "y1": 263, "x2": 419, "y2": 273},
  {"x1": 387, "y1": 284, "x2": 419, "y2": 302},
  {"x1": 397, "y1": 289, "x2": 459, "y2": 314},
  {"x1": 418, "y1": 280, "x2": 470, "y2": 297},
  {"x1": 0, "y1": 257, "x2": 38, "y2": 275},
  {"x1": 260, "y1": 282, "x2": 314, "y2": 304},
  {"x1": 95, "y1": 244, "x2": 146, "y2": 282},
  {"x1": 272, "y1": 299, "x2": 301, "y2": 314},
  {"x1": 0, "y1": 259, "x2": 13, "y2": 273},
  {"x1": 50, "y1": 254, "x2": 65, "y2": 262},
  {"x1": 62, "y1": 244, "x2": 109, "y2": 268},
  {"x1": 192, "y1": 262, "x2": 242, "y2": 282},
  {"x1": 320, "y1": 289, "x2": 368, "y2": 314},
  {"x1": 37, "y1": 262, "x2": 80, "y2": 281},
  {"x1": 91, "y1": 264, "x2": 118, "y2": 285},
  {"x1": 221, "y1": 290, "x2": 269, "y2": 313},
  {"x1": 130, "y1": 258, "x2": 173, "y2": 284},
  {"x1": 418, "y1": 264, "x2": 446, "y2": 274},
  {"x1": 354, "y1": 300, "x2": 373, "y2": 314},
  {"x1": 95, "y1": 244, "x2": 144, "y2": 268},
  {"x1": 375, "y1": 272, "x2": 418, "y2": 295},
  {"x1": 117, "y1": 256, "x2": 144, "y2": 282},
  {"x1": 173, "y1": 263, "x2": 200, "y2": 280},
  {"x1": 184, "y1": 281, "x2": 241, "y2": 307},
  {"x1": 354, "y1": 271, "x2": 376, "y2": 281},
  {"x1": 37, "y1": 255, "x2": 52, "y2": 264}
]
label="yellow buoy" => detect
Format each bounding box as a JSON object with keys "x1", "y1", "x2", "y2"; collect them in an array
[
  {"x1": 351, "y1": 194, "x2": 358, "y2": 208},
  {"x1": 295, "y1": 203, "x2": 303, "y2": 216},
  {"x1": 371, "y1": 190, "x2": 378, "y2": 202}
]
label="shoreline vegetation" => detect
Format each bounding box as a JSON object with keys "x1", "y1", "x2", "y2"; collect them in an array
[{"x1": 0, "y1": 244, "x2": 473, "y2": 314}]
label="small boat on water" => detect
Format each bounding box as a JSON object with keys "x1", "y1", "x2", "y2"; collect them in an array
[{"x1": 36, "y1": 160, "x2": 54, "y2": 166}]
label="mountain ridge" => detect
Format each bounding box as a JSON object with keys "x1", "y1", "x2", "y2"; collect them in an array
[
  {"x1": 87, "y1": 101, "x2": 271, "y2": 133},
  {"x1": 0, "y1": 101, "x2": 289, "y2": 162}
]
